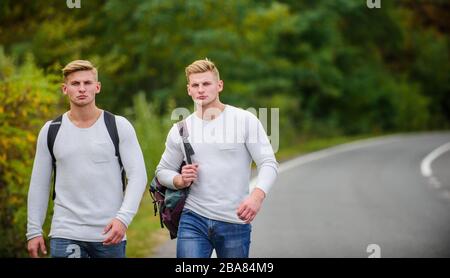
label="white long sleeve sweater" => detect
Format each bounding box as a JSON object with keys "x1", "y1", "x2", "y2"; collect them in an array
[
  {"x1": 156, "y1": 105, "x2": 278, "y2": 224},
  {"x1": 26, "y1": 111, "x2": 147, "y2": 241}
]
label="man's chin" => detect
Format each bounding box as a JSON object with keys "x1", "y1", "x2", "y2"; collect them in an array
[
  {"x1": 71, "y1": 99, "x2": 94, "y2": 107},
  {"x1": 194, "y1": 99, "x2": 204, "y2": 106}
]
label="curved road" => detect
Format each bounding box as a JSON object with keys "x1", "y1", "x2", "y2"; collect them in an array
[{"x1": 153, "y1": 132, "x2": 450, "y2": 258}]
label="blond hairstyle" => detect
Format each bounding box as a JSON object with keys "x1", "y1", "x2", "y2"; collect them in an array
[
  {"x1": 185, "y1": 58, "x2": 220, "y2": 83},
  {"x1": 62, "y1": 60, "x2": 98, "y2": 81}
]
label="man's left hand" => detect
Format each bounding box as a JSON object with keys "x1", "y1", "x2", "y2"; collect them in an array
[
  {"x1": 237, "y1": 188, "x2": 266, "y2": 223},
  {"x1": 103, "y1": 218, "x2": 127, "y2": 245}
]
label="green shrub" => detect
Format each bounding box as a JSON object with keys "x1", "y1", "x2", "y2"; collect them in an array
[{"x1": 0, "y1": 49, "x2": 62, "y2": 257}]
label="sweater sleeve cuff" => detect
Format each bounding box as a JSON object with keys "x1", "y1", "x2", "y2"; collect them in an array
[
  {"x1": 115, "y1": 214, "x2": 131, "y2": 228},
  {"x1": 255, "y1": 165, "x2": 278, "y2": 195},
  {"x1": 26, "y1": 232, "x2": 43, "y2": 241},
  {"x1": 157, "y1": 171, "x2": 179, "y2": 190}
]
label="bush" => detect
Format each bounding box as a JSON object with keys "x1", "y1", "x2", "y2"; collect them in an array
[{"x1": 0, "y1": 49, "x2": 62, "y2": 257}]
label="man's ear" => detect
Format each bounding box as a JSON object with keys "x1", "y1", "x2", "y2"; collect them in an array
[
  {"x1": 218, "y1": 80, "x2": 224, "y2": 93},
  {"x1": 96, "y1": 81, "x2": 101, "y2": 94},
  {"x1": 187, "y1": 84, "x2": 192, "y2": 96},
  {"x1": 61, "y1": 83, "x2": 67, "y2": 95}
]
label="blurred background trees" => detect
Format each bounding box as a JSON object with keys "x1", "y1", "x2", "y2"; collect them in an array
[
  {"x1": 1, "y1": 0, "x2": 448, "y2": 132},
  {"x1": 0, "y1": 0, "x2": 449, "y2": 256},
  {"x1": 0, "y1": 49, "x2": 62, "y2": 256}
]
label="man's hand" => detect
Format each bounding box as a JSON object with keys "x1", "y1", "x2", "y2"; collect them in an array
[
  {"x1": 174, "y1": 163, "x2": 198, "y2": 189},
  {"x1": 237, "y1": 187, "x2": 266, "y2": 223},
  {"x1": 103, "y1": 218, "x2": 127, "y2": 245},
  {"x1": 27, "y1": 236, "x2": 47, "y2": 258}
]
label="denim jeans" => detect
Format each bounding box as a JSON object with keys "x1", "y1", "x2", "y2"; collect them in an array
[
  {"x1": 177, "y1": 209, "x2": 251, "y2": 258},
  {"x1": 50, "y1": 237, "x2": 126, "y2": 258}
]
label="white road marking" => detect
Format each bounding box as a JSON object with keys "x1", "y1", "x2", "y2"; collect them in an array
[
  {"x1": 420, "y1": 142, "x2": 450, "y2": 177},
  {"x1": 277, "y1": 137, "x2": 402, "y2": 174},
  {"x1": 249, "y1": 135, "x2": 402, "y2": 191}
]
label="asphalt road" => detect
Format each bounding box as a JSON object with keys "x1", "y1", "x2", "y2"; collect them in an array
[{"x1": 153, "y1": 132, "x2": 450, "y2": 258}]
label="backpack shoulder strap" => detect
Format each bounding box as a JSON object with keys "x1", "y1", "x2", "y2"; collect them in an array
[
  {"x1": 47, "y1": 114, "x2": 63, "y2": 200},
  {"x1": 103, "y1": 111, "x2": 120, "y2": 160},
  {"x1": 103, "y1": 110, "x2": 126, "y2": 190},
  {"x1": 176, "y1": 120, "x2": 194, "y2": 164},
  {"x1": 176, "y1": 120, "x2": 188, "y2": 138}
]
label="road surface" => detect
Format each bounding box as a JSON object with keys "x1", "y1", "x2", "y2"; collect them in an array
[{"x1": 153, "y1": 132, "x2": 450, "y2": 258}]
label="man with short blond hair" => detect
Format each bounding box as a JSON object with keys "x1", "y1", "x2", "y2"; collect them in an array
[
  {"x1": 26, "y1": 60, "x2": 147, "y2": 258},
  {"x1": 185, "y1": 58, "x2": 221, "y2": 80},
  {"x1": 62, "y1": 60, "x2": 99, "y2": 80},
  {"x1": 156, "y1": 58, "x2": 278, "y2": 258}
]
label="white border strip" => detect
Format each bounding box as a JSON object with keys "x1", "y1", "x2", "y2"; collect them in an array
[{"x1": 420, "y1": 142, "x2": 450, "y2": 177}]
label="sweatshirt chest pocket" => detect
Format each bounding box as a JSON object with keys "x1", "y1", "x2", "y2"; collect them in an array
[
  {"x1": 218, "y1": 143, "x2": 238, "y2": 151},
  {"x1": 89, "y1": 142, "x2": 113, "y2": 163}
]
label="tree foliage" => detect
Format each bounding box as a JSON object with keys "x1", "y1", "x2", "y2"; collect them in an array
[
  {"x1": 1, "y1": 0, "x2": 448, "y2": 136},
  {"x1": 0, "y1": 49, "x2": 62, "y2": 257}
]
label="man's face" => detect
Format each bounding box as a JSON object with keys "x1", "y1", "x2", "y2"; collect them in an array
[
  {"x1": 187, "y1": 71, "x2": 223, "y2": 107},
  {"x1": 62, "y1": 70, "x2": 100, "y2": 107}
]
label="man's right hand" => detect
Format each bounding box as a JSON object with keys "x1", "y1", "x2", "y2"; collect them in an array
[
  {"x1": 174, "y1": 163, "x2": 198, "y2": 189},
  {"x1": 27, "y1": 236, "x2": 47, "y2": 258}
]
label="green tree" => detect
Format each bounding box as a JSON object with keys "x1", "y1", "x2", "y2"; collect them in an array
[{"x1": 0, "y1": 49, "x2": 62, "y2": 257}]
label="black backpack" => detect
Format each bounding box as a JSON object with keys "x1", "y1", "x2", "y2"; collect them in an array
[
  {"x1": 149, "y1": 120, "x2": 194, "y2": 239},
  {"x1": 47, "y1": 110, "x2": 126, "y2": 200}
]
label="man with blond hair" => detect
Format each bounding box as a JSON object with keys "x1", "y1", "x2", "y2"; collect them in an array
[
  {"x1": 26, "y1": 60, "x2": 147, "y2": 258},
  {"x1": 156, "y1": 59, "x2": 278, "y2": 258}
]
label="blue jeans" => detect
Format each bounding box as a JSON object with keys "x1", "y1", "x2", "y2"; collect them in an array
[
  {"x1": 177, "y1": 209, "x2": 251, "y2": 258},
  {"x1": 50, "y1": 238, "x2": 126, "y2": 258}
]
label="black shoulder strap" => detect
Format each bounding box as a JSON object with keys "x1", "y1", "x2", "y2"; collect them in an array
[
  {"x1": 48, "y1": 111, "x2": 126, "y2": 201},
  {"x1": 104, "y1": 110, "x2": 126, "y2": 191},
  {"x1": 103, "y1": 111, "x2": 120, "y2": 161},
  {"x1": 47, "y1": 115, "x2": 62, "y2": 200},
  {"x1": 177, "y1": 120, "x2": 194, "y2": 164}
]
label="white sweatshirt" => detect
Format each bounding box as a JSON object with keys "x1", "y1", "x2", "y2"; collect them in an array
[
  {"x1": 26, "y1": 111, "x2": 147, "y2": 242},
  {"x1": 156, "y1": 105, "x2": 278, "y2": 224}
]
